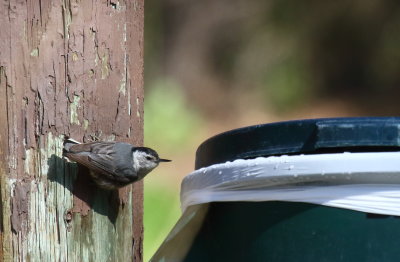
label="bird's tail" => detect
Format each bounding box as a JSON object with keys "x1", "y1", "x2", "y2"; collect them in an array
[{"x1": 63, "y1": 138, "x2": 81, "y2": 154}]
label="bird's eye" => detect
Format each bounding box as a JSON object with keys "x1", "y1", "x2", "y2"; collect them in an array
[{"x1": 146, "y1": 156, "x2": 153, "y2": 160}]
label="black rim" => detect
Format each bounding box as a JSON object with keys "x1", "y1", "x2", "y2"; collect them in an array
[{"x1": 195, "y1": 117, "x2": 400, "y2": 169}]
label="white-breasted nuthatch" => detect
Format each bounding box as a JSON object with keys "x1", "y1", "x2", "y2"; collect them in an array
[{"x1": 63, "y1": 138, "x2": 171, "y2": 190}]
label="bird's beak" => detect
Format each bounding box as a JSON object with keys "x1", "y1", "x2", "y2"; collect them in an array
[{"x1": 159, "y1": 158, "x2": 172, "y2": 162}]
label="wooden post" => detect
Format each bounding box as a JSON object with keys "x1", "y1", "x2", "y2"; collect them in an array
[{"x1": 0, "y1": 0, "x2": 144, "y2": 261}]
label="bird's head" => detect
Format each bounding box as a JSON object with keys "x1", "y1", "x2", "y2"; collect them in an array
[{"x1": 132, "y1": 147, "x2": 171, "y2": 175}]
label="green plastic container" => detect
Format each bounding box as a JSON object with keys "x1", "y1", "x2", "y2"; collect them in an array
[{"x1": 152, "y1": 117, "x2": 400, "y2": 262}]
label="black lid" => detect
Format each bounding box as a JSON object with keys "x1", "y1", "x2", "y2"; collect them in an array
[{"x1": 195, "y1": 117, "x2": 400, "y2": 169}]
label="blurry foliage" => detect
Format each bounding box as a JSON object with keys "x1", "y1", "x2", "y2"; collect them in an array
[
  {"x1": 262, "y1": 57, "x2": 313, "y2": 112},
  {"x1": 144, "y1": 80, "x2": 202, "y2": 151},
  {"x1": 143, "y1": 80, "x2": 203, "y2": 261},
  {"x1": 267, "y1": 0, "x2": 400, "y2": 108},
  {"x1": 144, "y1": 181, "x2": 181, "y2": 262},
  {"x1": 145, "y1": 0, "x2": 400, "y2": 116}
]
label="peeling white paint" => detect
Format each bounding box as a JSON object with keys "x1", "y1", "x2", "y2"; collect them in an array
[
  {"x1": 26, "y1": 132, "x2": 74, "y2": 261},
  {"x1": 91, "y1": 28, "x2": 99, "y2": 67},
  {"x1": 120, "y1": 22, "x2": 128, "y2": 96},
  {"x1": 83, "y1": 119, "x2": 89, "y2": 130},
  {"x1": 30, "y1": 48, "x2": 39, "y2": 57},
  {"x1": 127, "y1": 82, "x2": 131, "y2": 116},
  {"x1": 62, "y1": 1, "x2": 72, "y2": 39},
  {"x1": 5, "y1": 130, "x2": 137, "y2": 261},
  {"x1": 7, "y1": 179, "x2": 17, "y2": 197},
  {"x1": 123, "y1": 23, "x2": 127, "y2": 42},
  {"x1": 119, "y1": 75, "x2": 126, "y2": 95},
  {"x1": 92, "y1": 210, "x2": 113, "y2": 260},
  {"x1": 70, "y1": 95, "x2": 81, "y2": 125},
  {"x1": 9, "y1": 151, "x2": 17, "y2": 170},
  {"x1": 136, "y1": 97, "x2": 140, "y2": 118},
  {"x1": 101, "y1": 52, "x2": 110, "y2": 80},
  {"x1": 104, "y1": 134, "x2": 116, "y2": 142},
  {"x1": 119, "y1": 44, "x2": 127, "y2": 96},
  {"x1": 72, "y1": 52, "x2": 79, "y2": 61},
  {"x1": 24, "y1": 149, "x2": 35, "y2": 175}
]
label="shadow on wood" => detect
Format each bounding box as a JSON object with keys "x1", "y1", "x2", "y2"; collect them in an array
[{"x1": 47, "y1": 154, "x2": 120, "y2": 225}]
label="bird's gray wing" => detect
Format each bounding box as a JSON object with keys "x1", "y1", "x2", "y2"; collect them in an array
[{"x1": 65, "y1": 142, "x2": 118, "y2": 177}]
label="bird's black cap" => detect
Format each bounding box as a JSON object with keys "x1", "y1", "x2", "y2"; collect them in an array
[{"x1": 134, "y1": 147, "x2": 171, "y2": 162}]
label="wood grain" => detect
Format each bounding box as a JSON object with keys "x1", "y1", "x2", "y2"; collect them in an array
[{"x1": 0, "y1": 0, "x2": 144, "y2": 260}]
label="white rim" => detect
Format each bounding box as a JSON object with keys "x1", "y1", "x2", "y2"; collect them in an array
[{"x1": 181, "y1": 152, "x2": 400, "y2": 215}]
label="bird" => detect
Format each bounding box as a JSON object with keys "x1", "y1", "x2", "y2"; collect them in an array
[{"x1": 63, "y1": 138, "x2": 171, "y2": 190}]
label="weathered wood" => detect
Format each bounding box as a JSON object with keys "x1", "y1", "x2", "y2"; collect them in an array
[{"x1": 0, "y1": 0, "x2": 144, "y2": 261}]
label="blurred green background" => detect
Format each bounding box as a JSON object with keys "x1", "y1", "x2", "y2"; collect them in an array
[{"x1": 143, "y1": 0, "x2": 400, "y2": 260}]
